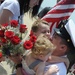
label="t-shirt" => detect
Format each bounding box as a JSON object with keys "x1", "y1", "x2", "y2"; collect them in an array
[{"x1": 0, "y1": 0, "x2": 20, "y2": 20}]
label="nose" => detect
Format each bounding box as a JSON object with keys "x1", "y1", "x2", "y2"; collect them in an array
[
  {"x1": 45, "y1": 32, "x2": 50, "y2": 40},
  {"x1": 46, "y1": 32, "x2": 50, "y2": 35}
]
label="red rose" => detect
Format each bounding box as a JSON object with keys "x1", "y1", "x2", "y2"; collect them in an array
[
  {"x1": 0, "y1": 52, "x2": 3, "y2": 58},
  {"x1": 23, "y1": 40, "x2": 33, "y2": 49},
  {"x1": 10, "y1": 20, "x2": 18, "y2": 27},
  {"x1": 29, "y1": 30, "x2": 34, "y2": 36},
  {"x1": 0, "y1": 30, "x2": 4, "y2": 37},
  {"x1": 20, "y1": 24, "x2": 27, "y2": 33},
  {"x1": 11, "y1": 36, "x2": 21, "y2": 45},
  {"x1": 2, "y1": 23, "x2": 8, "y2": 27},
  {"x1": 30, "y1": 35, "x2": 37, "y2": 43},
  {"x1": 1, "y1": 38, "x2": 7, "y2": 43},
  {"x1": 5, "y1": 31, "x2": 14, "y2": 39}
]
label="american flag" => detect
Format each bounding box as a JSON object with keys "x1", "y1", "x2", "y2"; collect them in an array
[{"x1": 42, "y1": 0, "x2": 75, "y2": 33}]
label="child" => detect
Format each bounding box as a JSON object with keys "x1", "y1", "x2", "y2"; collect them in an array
[
  {"x1": 31, "y1": 19, "x2": 51, "y2": 40},
  {"x1": 23, "y1": 34, "x2": 58, "y2": 75},
  {"x1": 31, "y1": 19, "x2": 69, "y2": 69}
]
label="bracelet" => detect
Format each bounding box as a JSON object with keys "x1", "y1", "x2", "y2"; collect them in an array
[{"x1": 15, "y1": 63, "x2": 22, "y2": 69}]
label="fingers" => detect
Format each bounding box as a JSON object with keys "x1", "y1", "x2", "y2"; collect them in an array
[{"x1": 49, "y1": 65, "x2": 59, "y2": 74}]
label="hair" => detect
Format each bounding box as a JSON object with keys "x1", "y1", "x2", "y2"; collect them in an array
[
  {"x1": 38, "y1": 7, "x2": 52, "y2": 18},
  {"x1": 32, "y1": 34, "x2": 56, "y2": 56},
  {"x1": 18, "y1": 0, "x2": 43, "y2": 17},
  {"x1": 31, "y1": 19, "x2": 49, "y2": 32},
  {"x1": 57, "y1": 0, "x2": 60, "y2": 3}
]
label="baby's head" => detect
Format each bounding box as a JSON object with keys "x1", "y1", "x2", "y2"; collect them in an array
[
  {"x1": 31, "y1": 34, "x2": 56, "y2": 61},
  {"x1": 31, "y1": 19, "x2": 50, "y2": 39}
]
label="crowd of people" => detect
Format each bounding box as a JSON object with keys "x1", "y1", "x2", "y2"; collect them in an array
[{"x1": 0, "y1": 0, "x2": 75, "y2": 75}]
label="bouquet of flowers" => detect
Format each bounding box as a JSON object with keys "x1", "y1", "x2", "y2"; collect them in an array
[{"x1": 0, "y1": 20, "x2": 28, "y2": 56}]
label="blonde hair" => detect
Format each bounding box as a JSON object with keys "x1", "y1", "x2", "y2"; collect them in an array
[
  {"x1": 31, "y1": 19, "x2": 49, "y2": 32},
  {"x1": 32, "y1": 34, "x2": 56, "y2": 55}
]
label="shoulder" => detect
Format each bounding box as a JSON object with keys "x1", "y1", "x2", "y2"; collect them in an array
[
  {"x1": 2, "y1": 0, "x2": 20, "y2": 15},
  {"x1": 3, "y1": 0, "x2": 18, "y2": 4},
  {"x1": 2, "y1": 0, "x2": 19, "y2": 9}
]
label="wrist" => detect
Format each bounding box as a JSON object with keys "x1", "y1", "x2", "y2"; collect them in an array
[{"x1": 15, "y1": 63, "x2": 22, "y2": 69}]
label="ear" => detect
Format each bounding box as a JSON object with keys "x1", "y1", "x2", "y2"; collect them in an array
[
  {"x1": 60, "y1": 44, "x2": 67, "y2": 53},
  {"x1": 38, "y1": 54, "x2": 44, "y2": 59}
]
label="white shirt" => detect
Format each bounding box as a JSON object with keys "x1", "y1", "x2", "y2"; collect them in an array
[
  {"x1": 45, "y1": 62, "x2": 67, "y2": 75},
  {"x1": 0, "y1": 0, "x2": 20, "y2": 20}
]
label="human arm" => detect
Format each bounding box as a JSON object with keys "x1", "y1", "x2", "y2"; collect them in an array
[
  {"x1": 36, "y1": 62, "x2": 46, "y2": 75},
  {"x1": 16, "y1": 67, "x2": 23, "y2": 75},
  {"x1": 44, "y1": 65, "x2": 59, "y2": 75},
  {"x1": 47, "y1": 55, "x2": 69, "y2": 69},
  {"x1": 36, "y1": 62, "x2": 59, "y2": 75},
  {"x1": 0, "y1": 9, "x2": 13, "y2": 24},
  {"x1": 45, "y1": 63, "x2": 67, "y2": 75},
  {"x1": 0, "y1": 0, "x2": 20, "y2": 25},
  {"x1": 35, "y1": 53, "x2": 51, "y2": 75},
  {"x1": 35, "y1": 53, "x2": 59, "y2": 75},
  {"x1": 8, "y1": 54, "x2": 24, "y2": 75}
]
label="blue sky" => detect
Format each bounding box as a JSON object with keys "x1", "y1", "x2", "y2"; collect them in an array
[{"x1": 40, "y1": 0, "x2": 75, "y2": 23}]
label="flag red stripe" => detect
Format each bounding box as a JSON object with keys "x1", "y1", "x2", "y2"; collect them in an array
[
  {"x1": 43, "y1": 16, "x2": 69, "y2": 22},
  {"x1": 50, "y1": 22, "x2": 55, "y2": 32},
  {"x1": 42, "y1": 0, "x2": 75, "y2": 33},
  {"x1": 56, "y1": 0, "x2": 75, "y2": 5},
  {"x1": 47, "y1": 9, "x2": 74, "y2": 14}
]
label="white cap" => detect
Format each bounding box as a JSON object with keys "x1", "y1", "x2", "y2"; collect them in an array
[{"x1": 65, "y1": 19, "x2": 75, "y2": 47}]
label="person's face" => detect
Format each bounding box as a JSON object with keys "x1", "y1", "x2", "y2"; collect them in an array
[
  {"x1": 51, "y1": 33, "x2": 67, "y2": 56},
  {"x1": 34, "y1": 23, "x2": 50, "y2": 40},
  {"x1": 37, "y1": 52, "x2": 51, "y2": 61},
  {"x1": 29, "y1": 0, "x2": 40, "y2": 8}
]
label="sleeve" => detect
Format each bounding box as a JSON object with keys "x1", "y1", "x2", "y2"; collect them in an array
[{"x1": 3, "y1": 1, "x2": 20, "y2": 16}]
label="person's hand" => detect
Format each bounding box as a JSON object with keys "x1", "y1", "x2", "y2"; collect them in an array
[
  {"x1": 48, "y1": 65, "x2": 59, "y2": 74},
  {"x1": 47, "y1": 55, "x2": 70, "y2": 69},
  {"x1": 45, "y1": 65, "x2": 59, "y2": 75},
  {"x1": 8, "y1": 54, "x2": 22, "y2": 64}
]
